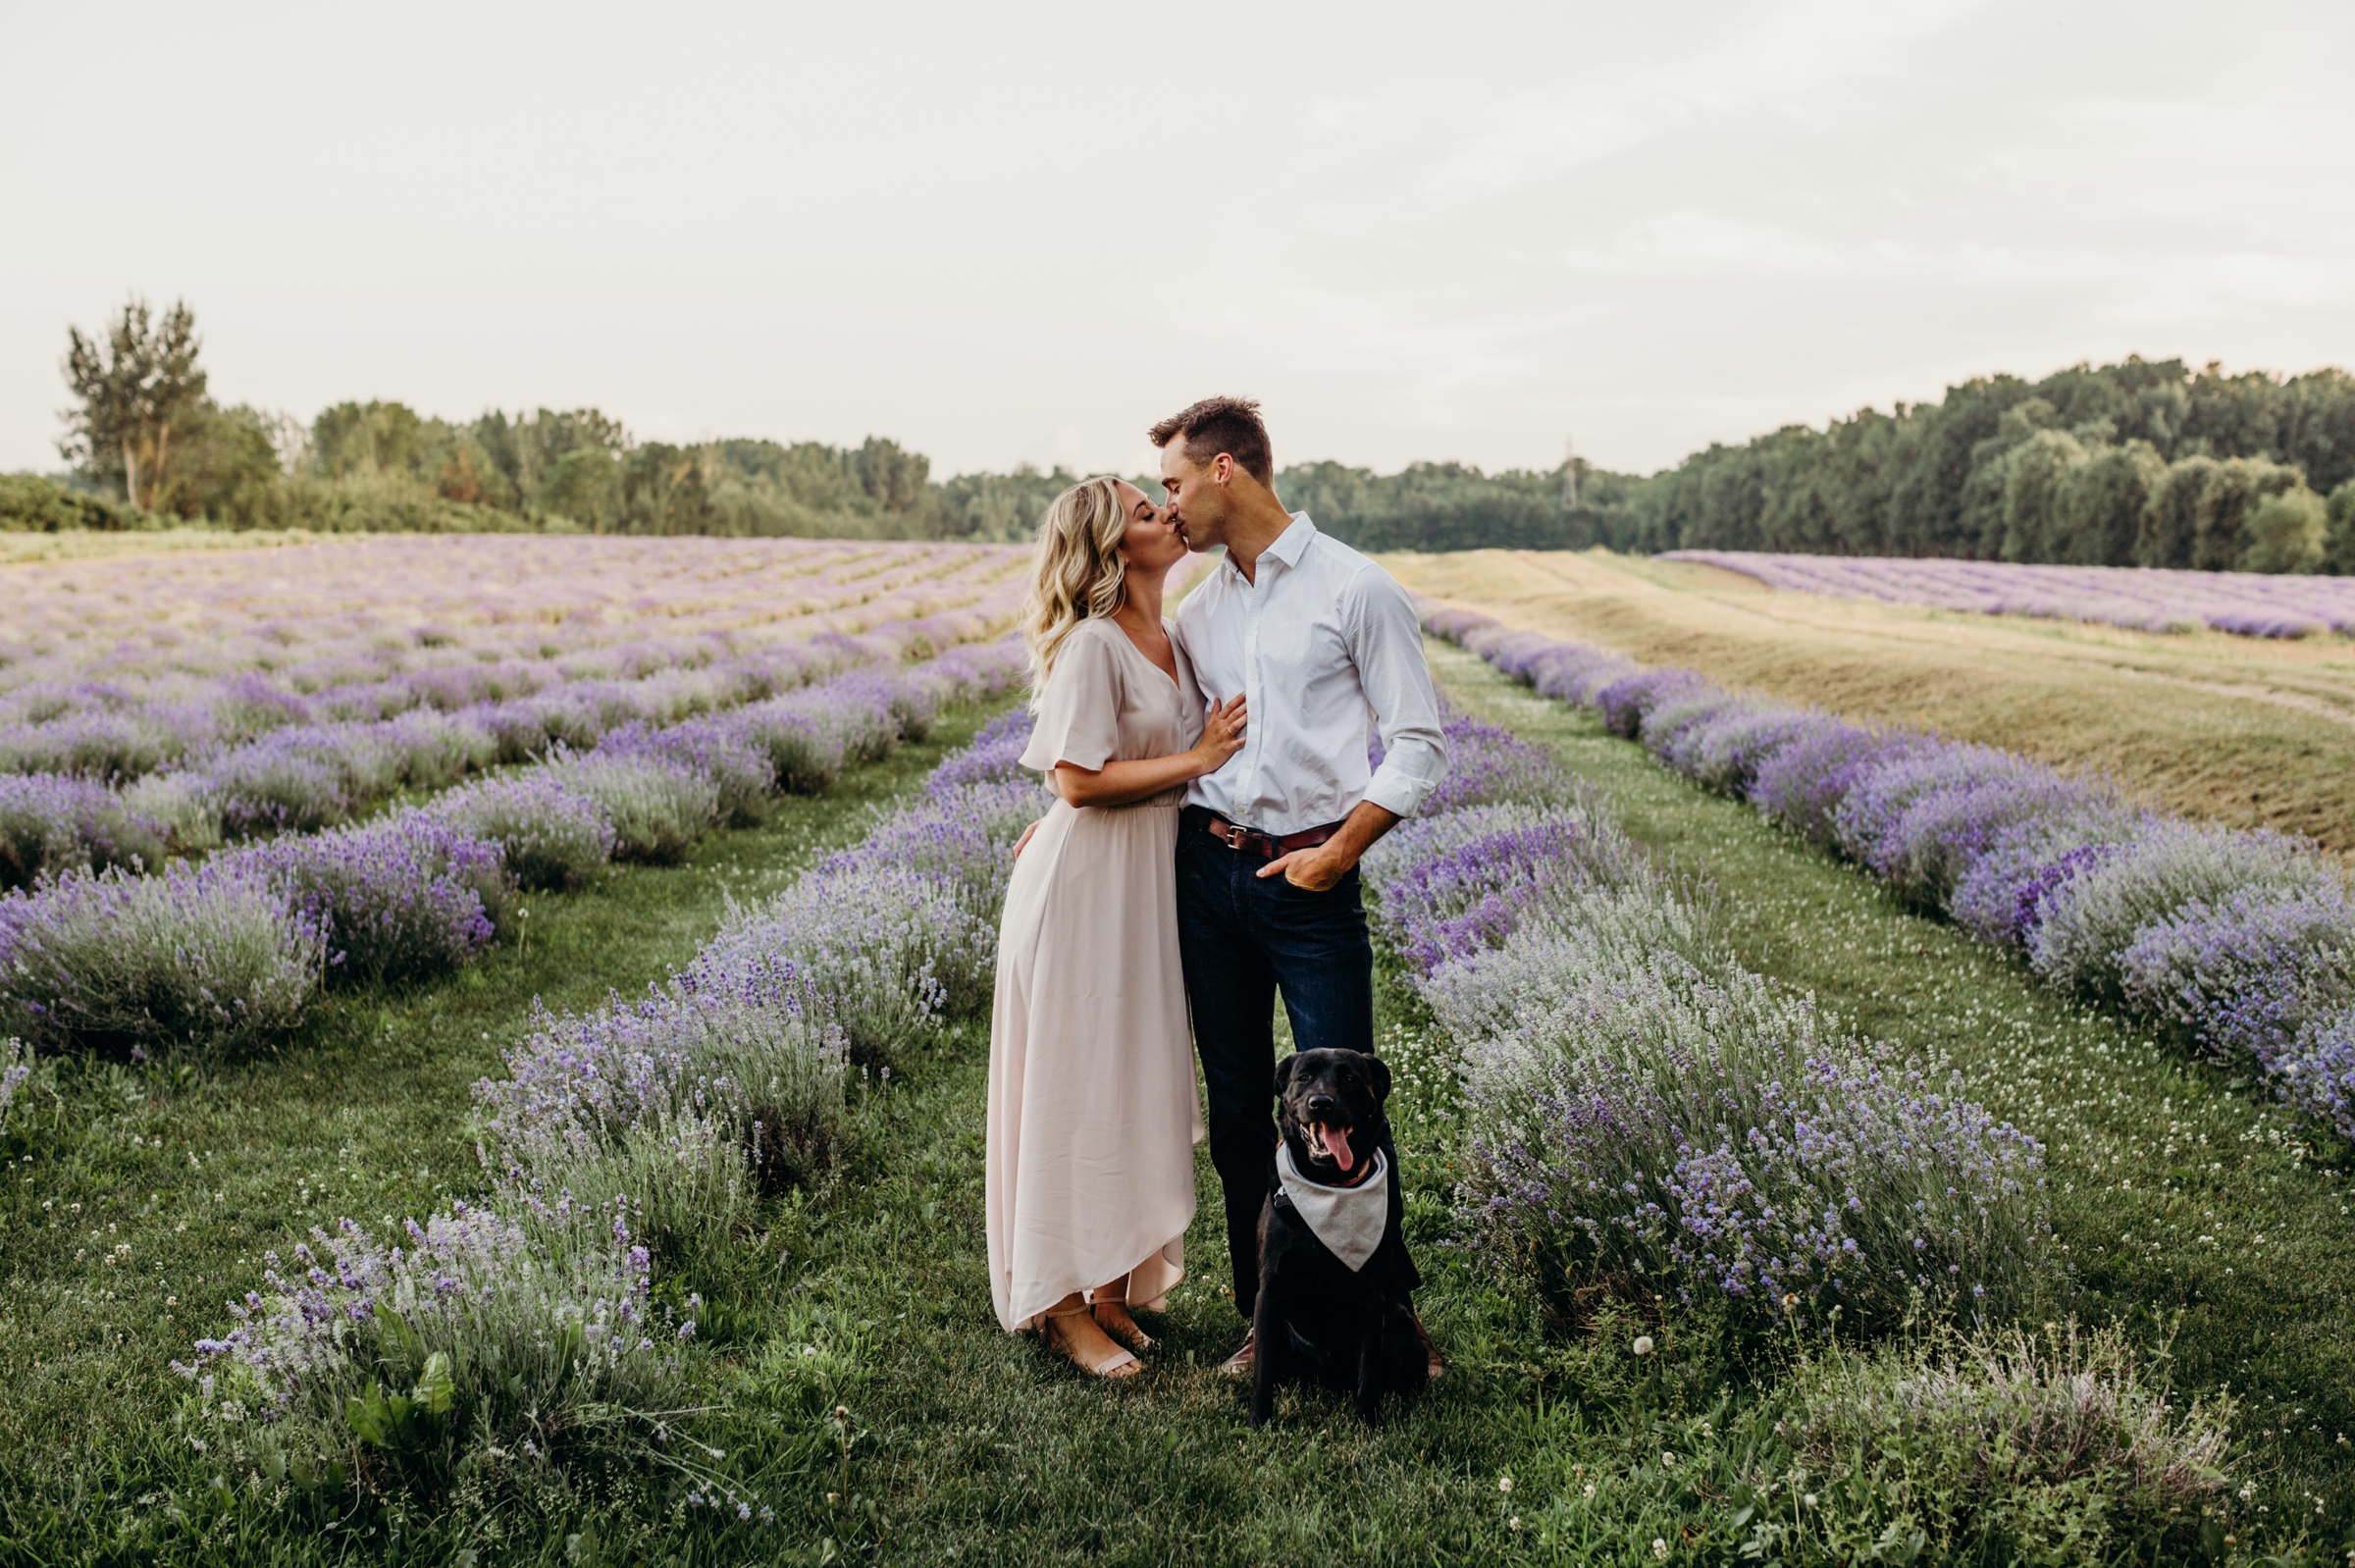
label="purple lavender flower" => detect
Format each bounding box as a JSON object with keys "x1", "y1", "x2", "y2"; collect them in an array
[
  {"x1": 1660, "y1": 551, "x2": 2355, "y2": 640},
  {"x1": 234, "y1": 810, "x2": 513, "y2": 985},
  {"x1": 0, "y1": 773, "x2": 171, "y2": 890}
]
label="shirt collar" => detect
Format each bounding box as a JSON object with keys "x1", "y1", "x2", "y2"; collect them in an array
[
  {"x1": 1229, "y1": 513, "x2": 1316, "y2": 582},
  {"x1": 1267, "y1": 512, "x2": 1317, "y2": 568}
]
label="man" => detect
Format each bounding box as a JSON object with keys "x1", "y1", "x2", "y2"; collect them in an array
[{"x1": 1153, "y1": 395, "x2": 1447, "y2": 1379}]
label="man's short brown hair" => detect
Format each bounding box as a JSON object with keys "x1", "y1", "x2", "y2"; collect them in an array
[{"x1": 1148, "y1": 396, "x2": 1274, "y2": 485}]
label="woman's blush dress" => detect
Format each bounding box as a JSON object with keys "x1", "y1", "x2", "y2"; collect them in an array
[{"x1": 986, "y1": 618, "x2": 1208, "y2": 1333}]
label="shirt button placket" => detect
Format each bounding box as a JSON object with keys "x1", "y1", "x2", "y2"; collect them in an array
[{"x1": 1239, "y1": 574, "x2": 1264, "y2": 814}]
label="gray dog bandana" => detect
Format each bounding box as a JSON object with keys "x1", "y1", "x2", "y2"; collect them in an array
[{"x1": 1276, "y1": 1142, "x2": 1390, "y2": 1273}]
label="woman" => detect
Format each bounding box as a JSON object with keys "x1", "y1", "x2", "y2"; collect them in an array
[{"x1": 986, "y1": 475, "x2": 1246, "y2": 1378}]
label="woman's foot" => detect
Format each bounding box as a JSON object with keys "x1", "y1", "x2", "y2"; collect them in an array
[
  {"x1": 1041, "y1": 1307, "x2": 1141, "y2": 1379},
  {"x1": 1090, "y1": 1298, "x2": 1154, "y2": 1353}
]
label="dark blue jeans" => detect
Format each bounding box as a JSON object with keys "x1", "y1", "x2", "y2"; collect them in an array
[{"x1": 1176, "y1": 809, "x2": 1392, "y2": 1320}]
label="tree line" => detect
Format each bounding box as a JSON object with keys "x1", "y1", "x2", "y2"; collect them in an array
[
  {"x1": 1579, "y1": 356, "x2": 2355, "y2": 574},
  {"x1": 12, "y1": 297, "x2": 1089, "y2": 543},
  {"x1": 15, "y1": 298, "x2": 2355, "y2": 573},
  {"x1": 1289, "y1": 359, "x2": 2355, "y2": 574}
]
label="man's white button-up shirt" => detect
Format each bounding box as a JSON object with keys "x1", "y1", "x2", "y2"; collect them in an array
[{"x1": 1173, "y1": 514, "x2": 1446, "y2": 836}]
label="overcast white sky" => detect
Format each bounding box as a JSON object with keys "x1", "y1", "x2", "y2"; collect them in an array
[{"x1": 6, "y1": 0, "x2": 2352, "y2": 481}]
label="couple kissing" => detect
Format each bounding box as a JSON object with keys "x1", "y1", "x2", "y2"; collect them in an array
[{"x1": 984, "y1": 396, "x2": 1449, "y2": 1401}]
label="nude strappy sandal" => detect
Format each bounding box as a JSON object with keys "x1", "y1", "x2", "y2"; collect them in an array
[
  {"x1": 1042, "y1": 1302, "x2": 1140, "y2": 1380},
  {"x1": 1087, "y1": 1290, "x2": 1155, "y2": 1354}
]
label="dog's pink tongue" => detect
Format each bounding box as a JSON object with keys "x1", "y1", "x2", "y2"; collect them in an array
[{"x1": 1321, "y1": 1125, "x2": 1355, "y2": 1173}]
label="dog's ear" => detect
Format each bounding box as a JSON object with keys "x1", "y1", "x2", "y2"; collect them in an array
[
  {"x1": 1273, "y1": 1052, "x2": 1300, "y2": 1097},
  {"x1": 1364, "y1": 1055, "x2": 1391, "y2": 1103}
]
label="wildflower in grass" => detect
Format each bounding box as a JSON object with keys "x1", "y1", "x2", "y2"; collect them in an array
[{"x1": 0, "y1": 1035, "x2": 28, "y2": 1132}]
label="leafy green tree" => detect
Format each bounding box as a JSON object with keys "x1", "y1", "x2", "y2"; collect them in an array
[
  {"x1": 2242, "y1": 486, "x2": 2329, "y2": 574},
  {"x1": 312, "y1": 401, "x2": 429, "y2": 479},
  {"x1": 2325, "y1": 481, "x2": 2355, "y2": 575},
  {"x1": 619, "y1": 444, "x2": 711, "y2": 536},
  {"x1": 851, "y1": 437, "x2": 931, "y2": 517},
  {"x1": 2140, "y1": 457, "x2": 2213, "y2": 568},
  {"x1": 1594, "y1": 356, "x2": 2355, "y2": 570},
  {"x1": 157, "y1": 402, "x2": 285, "y2": 524},
  {"x1": 59, "y1": 297, "x2": 206, "y2": 509},
  {"x1": 935, "y1": 463, "x2": 1079, "y2": 542},
  {"x1": 0, "y1": 474, "x2": 143, "y2": 532},
  {"x1": 2191, "y1": 456, "x2": 2303, "y2": 571},
  {"x1": 2055, "y1": 440, "x2": 2164, "y2": 566},
  {"x1": 537, "y1": 448, "x2": 620, "y2": 532},
  {"x1": 1999, "y1": 427, "x2": 2085, "y2": 562}
]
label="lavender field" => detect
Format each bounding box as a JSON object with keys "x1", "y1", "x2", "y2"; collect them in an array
[
  {"x1": 0, "y1": 535, "x2": 1034, "y2": 1054},
  {"x1": 5, "y1": 539, "x2": 2348, "y2": 1563},
  {"x1": 1664, "y1": 550, "x2": 2355, "y2": 638},
  {"x1": 1425, "y1": 602, "x2": 2355, "y2": 1143}
]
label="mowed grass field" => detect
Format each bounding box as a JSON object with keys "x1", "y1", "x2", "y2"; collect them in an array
[
  {"x1": 1381, "y1": 549, "x2": 2355, "y2": 854},
  {"x1": 8, "y1": 638, "x2": 2352, "y2": 1562}
]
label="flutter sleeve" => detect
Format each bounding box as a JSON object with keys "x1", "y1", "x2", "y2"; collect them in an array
[{"x1": 1019, "y1": 622, "x2": 1123, "y2": 774}]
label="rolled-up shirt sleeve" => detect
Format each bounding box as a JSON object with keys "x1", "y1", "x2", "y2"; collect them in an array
[{"x1": 1343, "y1": 567, "x2": 1446, "y2": 818}]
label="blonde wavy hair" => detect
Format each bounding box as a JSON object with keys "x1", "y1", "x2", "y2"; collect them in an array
[{"x1": 1021, "y1": 475, "x2": 1132, "y2": 705}]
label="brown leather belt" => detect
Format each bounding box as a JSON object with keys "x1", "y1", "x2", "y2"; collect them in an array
[{"x1": 1187, "y1": 806, "x2": 1342, "y2": 861}]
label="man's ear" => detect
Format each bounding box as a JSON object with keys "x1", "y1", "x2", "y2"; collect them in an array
[
  {"x1": 1273, "y1": 1052, "x2": 1299, "y2": 1097},
  {"x1": 1365, "y1": 1056, "x2": 1391, "y2": 1104}
]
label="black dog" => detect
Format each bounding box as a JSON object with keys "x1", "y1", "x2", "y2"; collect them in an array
[{"x1": 1251, "y1": 1048, "x2": 1427, "y2": 1427}]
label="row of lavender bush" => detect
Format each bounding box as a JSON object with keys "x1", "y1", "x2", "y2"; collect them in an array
[
  {"x1": 0, "y1": 642, "x2": 1025, "y2": 1056},
  {"x1": 0, "y1": 604, "x2": 1010, "y2": 889},
  {"x1": 1362, "y1": 713, "x2": 2052, "y2": 1339},
  {"x1": 1421, "y1": 604, "x2": 2355, "y2": 1144},
  {"x1": 1663, "y1": 550, "x2": 2355, "y2": 639},
  {"x1": 0, "y1": 535, "x2": 1020, "y2": 780},
  {"x1": 176, "y1": 691, "x2": 1044, "y2": 1507}
]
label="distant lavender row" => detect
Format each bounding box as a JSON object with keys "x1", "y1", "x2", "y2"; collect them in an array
[
  {"x1": 0, "y1": 536, "x2": 1027, "y2": 880},
  {"x1": 1664, "y1": 550, "x2": 2355, "y2": 639},
  {"x1": 177, "y1": 681, "x2": 1046, "y2": 1502},
  {"x1": 1423, "y1": 603, "x2": 2355, "y2": 1142},
  {"x1": 0, "y1": 606, "x2": 1021, "y2": 890},
  {"x1": 0, "y1": 534, "x2": 1023, "y2": 730},
  {"x1": 0, "y1": 641, "x2": 1026, "y2": 1055},
  {"x1": 1363, "y1": 713, "x2": 2050, "y2": 1337}
]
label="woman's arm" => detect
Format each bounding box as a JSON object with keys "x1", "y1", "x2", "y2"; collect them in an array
[{"x1": 1051, "y1": 693, "x2": 1246, "y2": 810}]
